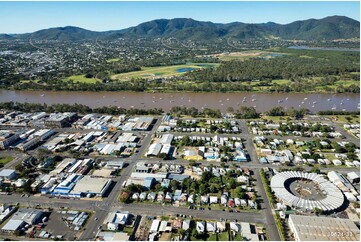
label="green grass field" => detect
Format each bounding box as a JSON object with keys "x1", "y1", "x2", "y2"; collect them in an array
[
  {"x1": 20, "y1": 80, "x2": 39, "y2": 83},
  {"x1": 62, "y1": 75, "x2": 101, "y2": 84},
  {"x1": 111, "y1": 63, "x2": 218, "y2": 80},
  {"x1": 106, "y1": 58, "x2": 121, "y2": 63},
  {"x1": 207, "y1": 50, "x2": 287, "y2": 61},
  {"x1": 0, "y1": 156, "x2": 14, "y2": 165},
  {"x1": 272, "y1": 79, "x2": 290, "y2": 85},
  {"x1": 218, "y1": 232, "x2": 229, "y2": 241}
]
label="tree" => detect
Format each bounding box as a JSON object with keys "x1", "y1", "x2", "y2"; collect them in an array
[
  {"x1": 345, "y1": 116, "x2": 352, "y2": 123},
  {"x1": 15, "y1": 163, "x2": 22, "y2": 172},
  {"x1": 199, "y1": 184, "x2": 208, "y2": 195},
  {"x1": 178, "y1": 228, "x2": 186, "y2": 237},
  {"x1": 192, "y1": 229, "x2": 199, "y2": 239},
  {"x1": 236, "y1": 106, "x2": 259, "y2": 119},
  {"x1": 170, "y1": 180, "x2": 179, "y2": 191},
  {"x1": 313, "y1": 207, "x2": 322, "y2": 216},
  {"x1": 119, "y1": 192, "x2": 130, "y2": 203},
  {"x1": 36, "y1": 148, "x2": 51, "y2": 162},
  {"x1": 226, "y1": 107, "x2": 234, "y2": 113},
  {"x1": 266, "y1": 106, "x2": 286, "y2": 116}
]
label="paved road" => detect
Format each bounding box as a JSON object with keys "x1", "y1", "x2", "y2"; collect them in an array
[
  {"x1": 79, "y1": 117, "x2": 162, "y2": 240},
  {"x1": 238, "y1": 119, "x2": 281, "y2": 241}
]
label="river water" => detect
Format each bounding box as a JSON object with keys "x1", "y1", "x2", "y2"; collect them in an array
[{"x1": 0, "y1": 90, "x2": 359, "y2": 113}]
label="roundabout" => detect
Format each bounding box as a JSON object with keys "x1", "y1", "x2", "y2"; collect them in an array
[{"x1": 270, "y1": 171, "x2": 345, "y2": 212}]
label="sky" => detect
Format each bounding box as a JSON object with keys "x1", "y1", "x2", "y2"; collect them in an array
[{"x1": 0, "y1": 1, "x2": 359, "y2": 33}]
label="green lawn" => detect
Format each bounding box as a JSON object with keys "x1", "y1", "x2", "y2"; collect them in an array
[
  {"x1": 272, "y1": 79, "x2": 290, "y2": 85},
  {"x1": 234, "y1": 233, "x2": 244, "y2": 241},
  {"x1": 208, "y1": 233, "x2": 217, "y2": 241},
  {"x1": 111, "y1": 63, "x2": 219, "y2": 80},
  {"x1": 0, "y1": 156, "x2": 14, "y2": 165},
  {"x1": 316, "y1": 115, "x2": 359, "y2": 124},
  {"x1": 122, "y1": 226, "x2": 134, "y2": 236},
  {"x1": 106, "y1": 58, "x2": 121, "y2": 63},
  {"x1": 333, "y1": 80, "x2": 359, "y2": 86},
  {"x1": 62, "y1": 75, "x2": 101, "y2": 84},
  {"x1": 210, "y1": 50, "x2": 285, "y2": 61},
  {"x1": 218, "y1": 231, "x2": 229, "y2": 241},
  {"x1": 20, "y1": 79, "x2": 40, "y2": 83}
]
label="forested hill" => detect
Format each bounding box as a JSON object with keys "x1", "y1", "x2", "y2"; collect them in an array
[
  {"x1": 117, "y1": 16, "x2": 360, "y2": 40},
  {"x1": 2, "y1": 15, "x2": 360, "y2": 41}
]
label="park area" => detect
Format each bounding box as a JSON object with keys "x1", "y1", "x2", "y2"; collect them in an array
[
  {"x1": 0, "y1": 156, "x2": 14, "y2": 166},
  {"x1": 111, "y1": 63, "x2": 218, "y2": 80},
  {"x1": 62, "y1": 75, "x2": 101, "y2": 84}
]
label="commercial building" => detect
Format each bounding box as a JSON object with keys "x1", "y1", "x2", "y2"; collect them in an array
[
  {"x1": 145, "y1": 143, "x2": 162, "y2": 157},
  {"x1": 0, "y1": 169, "x2": 17, "y2": 180},
  {"x1": 52, "y1": 174, "x2": 81, "y2": 197},
  {"x1": 288, "y1": 214, "x2": 360, "y2": 241},
  {"x1": 0, "y1": 204, "x2": 15, "y2": 223},
  {"x1": 44, "y1": 112, "x2": 77, "y2": 128},
  {"x1": 0, "y1": 131, "x2": 19, "y2": 149},
  {"x1": 18, "y1": 136, "x2": 41, "y2": 151},
  {"x1": 347, "y1": 171, "x2": 360, "y2": 184},
  {"x1": 2, "y1": 208, "x2": 44, "y2": 233},
  {"x1": 1, "y1": 220, "x2": 25, "y2": 233},
  {"x1": 71, "y1": 176, "x2": 112, "y2": 197}
]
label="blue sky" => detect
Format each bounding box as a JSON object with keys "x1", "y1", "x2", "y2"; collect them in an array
[{"x1": 0, "y1": 1, "x2": 359, "y2": 33}]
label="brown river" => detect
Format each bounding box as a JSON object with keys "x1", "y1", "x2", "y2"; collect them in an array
[{"x1": 0, "y1": 90, "x2": 359, "y2": 113}]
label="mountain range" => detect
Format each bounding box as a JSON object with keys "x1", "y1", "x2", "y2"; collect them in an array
[{"x1": 1, "y1": 16, "x2": 359, "y2": 41}]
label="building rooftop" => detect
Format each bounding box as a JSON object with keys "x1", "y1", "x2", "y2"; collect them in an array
[
  {"x1": 1, "y1": 219, "x2": 24, "y2": 231},
  {"x1": 289, "y1": 215, "x2": 360, "y2": 241},
  {"x1": 0, "y1": 169, "x2": 16, "y2": 178},
  {"x1": 71, "y1": 176, "x2": 111, "y2": 195},
  {"x1": 11, "y1": 208, "x2": 44, "y2": 225}
]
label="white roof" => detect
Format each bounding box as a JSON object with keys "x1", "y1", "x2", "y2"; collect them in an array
[
  {"x1": 150, "y1": 220, "x2": 160, "y2": 233},
  {"x1": 159, "y1": 134, "x2": 174, "y2": 145},
  {"x1": 271, "y1": 171, "x2": 344, "y2": 211},
  {"x1": 146, "y1": 143, "x2": 162, "y2": 156},
  {"x1": 1, "y1": 219, "x2": 24, "y2": 231},
  {"x1": 71, "y1": 176, "x2": 111, "y2": 195},
  {"x1": 0, "y1": 169, "x2": 16, "y2": 177},
  {"x1": 347, "y1": 171, "x2": 360, "y2": 179}
]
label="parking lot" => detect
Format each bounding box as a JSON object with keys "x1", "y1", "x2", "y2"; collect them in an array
[{"x1": 36, "y1": 210, "x2": 83, "y2": 241}]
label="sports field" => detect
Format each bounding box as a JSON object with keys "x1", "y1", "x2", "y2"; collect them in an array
[
  {"x1": 205, "y1": 50, "x2": 287, "y2": 61},
  {"x1": 62, "y1": 75, "x2": 101, "y2": 84},
  {"x1": 111, "y1": 63, "x2": 218, "y2": 80}
]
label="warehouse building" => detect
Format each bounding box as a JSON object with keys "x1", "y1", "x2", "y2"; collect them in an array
[
  {"x1": 44, "y1": 112, "x2": 77, "y2": 128},
  {"x1": 347, "y1": 171, "x2": 360, "y2": 184},
  {"x1": 146, "y1": 143, "x2": 162, "y2": 157},
  {"x1": 70, "y1": 176, "x2": 112, "y2": 198},
  {"x1": 288, "y1": 214, "x2": 360, "y2": 241},
  {"x1": 0, "y1": 131, "x2": 20, "y2": 149},
  {"x1": 2, "y1": 208, "x2": 45, "y2": 233},
  {"x1": 0, "y1": 169, "x2": 17, "y2": 180}
]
